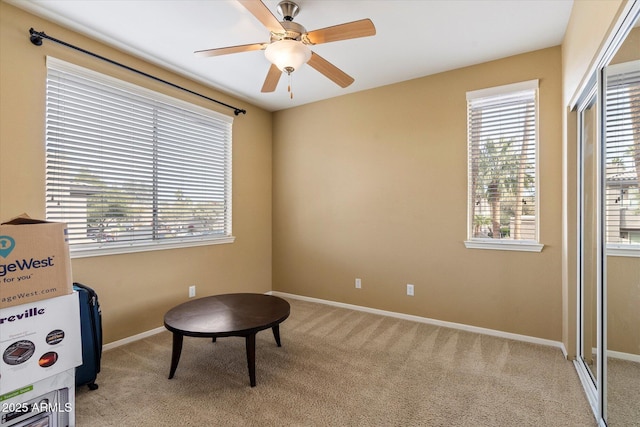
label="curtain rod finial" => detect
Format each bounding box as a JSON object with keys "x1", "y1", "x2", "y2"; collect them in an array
[{"x1": 29, "y1": 28, "x2": 43, "y2": 46}]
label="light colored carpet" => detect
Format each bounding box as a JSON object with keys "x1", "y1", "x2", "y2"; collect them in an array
[
  {"x1": 76, "y1": 297, "x2": 597, "y2": 426},
  {"x1": 608, "y1": 358, "x2": 640, "y2": 426}
]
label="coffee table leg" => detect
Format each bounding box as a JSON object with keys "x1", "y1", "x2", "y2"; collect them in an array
[
  {"x1": 168, "y1": 333, "x2": 184, "y2": 379},
  {"x1": 272, "y1": 325, "x2": 282, "y2": 347},
  {"x1": 245, "y1": 334, "x2": 256, "y2": 387}
]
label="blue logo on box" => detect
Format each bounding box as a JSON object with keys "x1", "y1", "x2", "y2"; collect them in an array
[{"x1": 0, "y1": 236, "x2": 15, "y2": 258}]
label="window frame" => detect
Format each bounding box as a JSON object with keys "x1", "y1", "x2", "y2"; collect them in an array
[
  {"x1": 45, "y1": 57, "x2": 235, "y2": 258},
  {"x1": 464, "y1": 80, "x2": 543, "y2": 252}
]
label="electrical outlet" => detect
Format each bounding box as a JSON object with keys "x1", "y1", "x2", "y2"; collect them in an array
[
  {"x1": 355, "y1": 278, "x2": 362, "y2": 289},
  {"x1": 407, "y1": 284, "x2": 414, "y2": 296},
  {"x1": 189, "y1": 285, "x2": 196, "y2": 298}
]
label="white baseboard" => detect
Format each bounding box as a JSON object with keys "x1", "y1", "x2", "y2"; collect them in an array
[
  {"x1": 608, "y1": 349, "x2": 640, "y2": 363},
  {"x1": 103, "y1": 326, "x2": 165, "y2": 352},
  {"x1": 103, "y1": 291, "x2": 569, "y2": 354},
  {"x1": 271, "y1": 291, "x2": 566, "y2": 352}
]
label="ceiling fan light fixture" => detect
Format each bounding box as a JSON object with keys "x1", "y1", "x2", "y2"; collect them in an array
[{"x1": 265, "y1": 40, "x2": 311, "y2": 73}]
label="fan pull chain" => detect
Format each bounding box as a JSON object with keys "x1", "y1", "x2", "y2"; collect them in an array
[
  {"x1": 283, "y1": 67, "x2": 295, "y2": 100},
  {"x1": 282, "y1": 66, "x2": 295, "y2": 100}
]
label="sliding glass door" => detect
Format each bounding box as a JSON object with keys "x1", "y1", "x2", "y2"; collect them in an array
[
  {"x1": 577, "y1": 83, "x2": 602, "y2": 413},
  {"x1": 574, "y1": 3, "x2": 639, "y2": 425}
]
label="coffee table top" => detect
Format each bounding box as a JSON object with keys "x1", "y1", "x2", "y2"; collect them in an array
[{"x1": 164, "y1": 293, "x2": 290, "y2": 338}]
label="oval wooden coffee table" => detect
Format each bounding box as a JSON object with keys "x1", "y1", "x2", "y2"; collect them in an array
[{"x1": 163, "y1": 293, "x2": 290, "y2": 387}]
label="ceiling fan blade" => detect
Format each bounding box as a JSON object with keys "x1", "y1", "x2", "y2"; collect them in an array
[
  {"x1": 237, "y1": 0, "x2": 285, "y2": 34},
  {"x1": 305, "y1": 19, "x2": 376, "y2": 45},
  {"x1": 307, "y1": 52, "x2": 354, "y2": 88},
  {"x1": 194, "y1": 43, "x2": 265, "y2": 57},
  {"x1": 261, "y1": 64, "x2": 282, "y2": 92}
]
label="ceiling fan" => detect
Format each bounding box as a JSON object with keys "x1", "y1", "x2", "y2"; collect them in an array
[{"x1": 195, "y1": 0, "x2": 376, "y2": 96}]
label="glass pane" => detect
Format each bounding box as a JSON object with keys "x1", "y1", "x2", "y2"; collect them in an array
[
  {"x1": 580, "y1": 93, "x2": 599, "y2": 385},
  {"x1": 605, "y1": 23, "x2": 640, "y2": 425}
]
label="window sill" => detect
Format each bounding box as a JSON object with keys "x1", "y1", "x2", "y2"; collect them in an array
[
  {"x1": 70, "y1": 236, "x2": 236, "y2": 259},
  {"x1": 606, "y1": 245, "x2": 640, "y2": 258},
  {"x1": 464, "y1": 239, "x2": 544, "y2": 252}
]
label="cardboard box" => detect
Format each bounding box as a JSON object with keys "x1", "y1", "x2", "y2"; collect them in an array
[
  {"x1": 0, "y1": 293, "x2": 82, "y2": 394},
  {"x1": 0, "y1": 369, "x2": 76, "y2": 426},
  {"x1": 0, "y1": 215, "x2": 72, "y2": 309}
]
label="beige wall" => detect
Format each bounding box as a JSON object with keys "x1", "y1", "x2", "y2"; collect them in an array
[
  {"x1": 608, "y1": 257, "x2": 640, "y2": 355},
  {"x1": 562, "y1": 0, "x2": 626, "y2": 104},
  {"x1": 2, "y1": 0, "x2": 635, "y2": 350},
  {"x1": 273, "y1": 47, "x2": 564, "y2": 341},
  {"x1": 0, "y1": 2, "x2": 273, "y2": 344},
  {"x1": 611, "y1": 26, "x2": 640, "y2": 64}
]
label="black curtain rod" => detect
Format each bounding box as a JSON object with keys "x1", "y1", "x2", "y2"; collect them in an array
[{"x1": 29, "y1": 28, "x2": 247, "y2": 116}]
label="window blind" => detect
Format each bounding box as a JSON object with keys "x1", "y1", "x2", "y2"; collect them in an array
[
  {"x1": 45, "y1": 58, "x2": 233, "y2": 255},
  {"x1": 467, "y1": 81, "x2": 538, "y2": 241},
  {"x1": 605, "y1": 61, "x2": 640, "y2": 246}
]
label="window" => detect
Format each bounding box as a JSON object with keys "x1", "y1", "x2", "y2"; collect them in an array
[
  {"x1": 465, "y1": 80, "x2": 542, "y2": 252},
  {"x1": 45, "y1": 58, "x2": 234, "y2": 257},
  {"x1": 605, "y1": 60, "x2": 640, "y2": 255}
]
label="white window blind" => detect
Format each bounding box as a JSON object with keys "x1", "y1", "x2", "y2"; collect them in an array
[
  {"x1": 45, "y1": 57, "x2": 234, "y2": 256},
  {"x1": 466, "y1": 80, "x2": 539, "y2": 249},
  {"x1": 605, "y1": 60, "x2": 640, "y2": 249}
]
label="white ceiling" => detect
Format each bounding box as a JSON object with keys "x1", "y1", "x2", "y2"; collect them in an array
[{"x1": 10, "y1": 0, "x2": 574, "y2": 112}]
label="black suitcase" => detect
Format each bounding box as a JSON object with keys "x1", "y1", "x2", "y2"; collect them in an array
[{"x1": 73, "y1": 282, "x2": 103, "y2": 390}]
